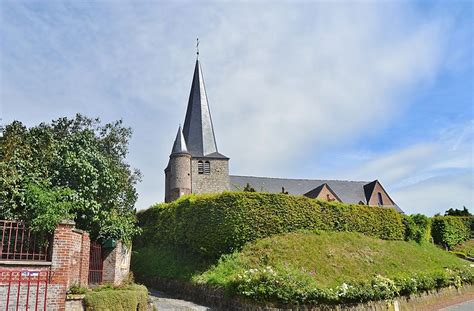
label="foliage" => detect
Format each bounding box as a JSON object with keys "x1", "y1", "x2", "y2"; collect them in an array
[
  {"x1": 133, "y1": 230, "x2": 473, "y2": 305},
  {"x1": 243, "y1": 183, "x2": 256, "y2": 192},
  {"x1": 83, "y1": 284, "x2": 148, "y2": 311},
  {"x1": 193, "y1": 231, "x2": 473, "y2": 305},
  {"x1": 403, "y1": 214, "x2": 431, "y2": 243},
  {"x1": 136, "y1": 192, "x2": 405, "y2": 259},
  {"x1": 451, "y1": 240, "x2": 474, "y2": 258},
  {"x1": 67, "y1": 283, "x2": 89, "y2": 295},
  {"x1": 131, "y1": 245, "x2": 212, "y2": 281},
  {"x1": 0, "y1": 115, "x2": 141, "y2": 242},
  {"x1": 445, "y1": 207, "x2": 471, "y2": 217},
  {"x1": 431, "y1": 216, "x2": 473, "y2": 249}
]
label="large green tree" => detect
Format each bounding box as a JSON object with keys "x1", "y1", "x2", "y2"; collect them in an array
[{"x1": 0, "y1": 114, "x2": 141, "y2": 242}]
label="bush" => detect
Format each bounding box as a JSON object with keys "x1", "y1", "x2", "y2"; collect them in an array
[
  {"x1": 403, "y1": 214, "x2": 431, "y2": 243},
  {"x1": 227, "y1": 266, "x2": 473, "y2": 304},
  {"x1": 83, "y1": 284, "x2": 148, "y2": 311},
  {"x1": 431, "y1": 216, "x2": 473, "y2": 249},
  {"x1": 136, "y1": 192, "x2": 405, "y2": 259}
]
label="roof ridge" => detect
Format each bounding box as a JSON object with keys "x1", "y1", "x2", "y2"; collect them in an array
[{"x1": 229, "y1": 174, "x2": 370, "y2": 183}]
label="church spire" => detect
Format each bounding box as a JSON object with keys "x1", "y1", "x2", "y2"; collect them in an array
[
  {"x1": 182, "y1": 58, "x2": 221, "y2": 157},
  {"x1": 171, "y1": 125, "x2": 188, "y2": 154}
]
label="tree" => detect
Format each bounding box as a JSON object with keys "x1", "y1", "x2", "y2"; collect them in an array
[
  {"x1": 0, "y1": 114, "x2": 141, "y2": 242},
  {"x1": 243, "y1": 183, "x2": 256, "y2": 192},
  {"x1": 444, "y1": 206, "x2": 471, "y2": 217}
]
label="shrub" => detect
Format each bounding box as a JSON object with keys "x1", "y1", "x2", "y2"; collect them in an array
[
  {"x1": 431, "y1": 216, "x2": 473, "y2": 249},
  {"x1": 227, "y1": 266, "x2": 473, "y2": 304},
  {"x1": 403, "y1": 214, "x2": 431, "y2": 243},
  {"x1": 136, "y1": 192, "x2": 405, "y2": 259},
  {"x1": 83, "y1": 284, "x2": 148, "y2": 311}
]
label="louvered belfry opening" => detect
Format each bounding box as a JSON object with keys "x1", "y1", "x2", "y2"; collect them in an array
[{"x1": 204, "y1": 161, "x2": 211, "y2": 174}]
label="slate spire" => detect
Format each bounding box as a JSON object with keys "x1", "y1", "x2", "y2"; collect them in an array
[
  {"x1": 171, "y1": 125, "x2": 188, "y2": 154},
  {"x1": 182, "y1": 59, "x2": 220, "y2": 157}
]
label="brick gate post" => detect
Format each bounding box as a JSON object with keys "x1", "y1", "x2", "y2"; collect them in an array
[{"x1": 50, "y1": 220, "x2": 90, "y2": 310}]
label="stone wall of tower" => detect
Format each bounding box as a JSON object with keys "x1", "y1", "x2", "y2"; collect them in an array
[
  {"x1": 165, "y1": 153, "x2": 192, "y2": 202},
  {"x1": 191, "y1": 158, "x2": 229, "y2": 194}
]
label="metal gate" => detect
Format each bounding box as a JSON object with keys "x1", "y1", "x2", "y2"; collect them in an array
[
  {"x1": 0, "y1": 269, "x2": 49, "y2": 311},
  {"x1": 88, "y1": 241, "x2": 103, "y2": 284}
]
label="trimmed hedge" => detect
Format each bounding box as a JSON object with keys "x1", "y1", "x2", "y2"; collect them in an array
[
  {"x1": 136, "y1": 192, "x2": 404, "y2": 258},
  {"x1": 403, "y1": 214, "x2": 431, "y2": 243},
  {"x1": 83, "y1": 284, "x2": 148, "y2": 311},
  {"x1": 431, "y1": 216, "x2": 473, "y2": 249}
]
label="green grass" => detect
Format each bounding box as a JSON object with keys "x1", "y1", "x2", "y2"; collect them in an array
[
  {"x1": 452, "y1": 239, "x2": 474, "y2": 258},
  {"x1": 197, "y1": 230, "x2": 467, "y2": 288},
  {"x1": 132, "y1": 231, "x2": 473, "y2": 304}
]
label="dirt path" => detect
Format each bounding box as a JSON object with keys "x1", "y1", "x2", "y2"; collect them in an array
[{"x1": 148, "y1": 289, "x2": 211, "y2": 311}]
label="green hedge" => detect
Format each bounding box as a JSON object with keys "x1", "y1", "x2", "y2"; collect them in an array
[
  {"x1": 431, "y1": 216, "x2": 473, "y2": 249},
  {"x1": 136, "y1": 192, "x2": 405, "y2": 259},
  {"x1": 84, "y1": 284, "x2": 148, "y2": 311},
  {"x1": 403, "y1": 214, "x2": 431, "y2": 243}
]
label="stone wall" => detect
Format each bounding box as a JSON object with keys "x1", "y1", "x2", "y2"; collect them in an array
[
  {"x1": 102, "y1": 241, "x2": 131, "y2": 286},
  {"x1": 191, "y1": 158, "x2": 229, "y2": 194},
  {"x1": 144, "y1": 277, "x2": 474, "y2": 311}
]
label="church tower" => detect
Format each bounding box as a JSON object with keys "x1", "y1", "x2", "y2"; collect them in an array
[{"x1": 164, "y1": 58, "x2": 229, "y2": 202}]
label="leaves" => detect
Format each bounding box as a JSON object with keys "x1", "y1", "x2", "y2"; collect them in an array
[
  {"x1": 0, "y1": 114, "x2": 141, "y2": 242},
  {"x1": 136, "y1": 192, "x2": 405, "y2": 259}
]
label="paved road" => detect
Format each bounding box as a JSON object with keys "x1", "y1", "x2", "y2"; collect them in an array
[
  {"x1": 149, "y1": 289, "x2": 211, "y2": 311},
  {"x1": 441, "y1": 299, "x2": 474, "y2": 311}
]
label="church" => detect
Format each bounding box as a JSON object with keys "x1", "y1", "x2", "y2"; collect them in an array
[{"x1": 164, "y1": 57, "x2": 402, "y2": 213}]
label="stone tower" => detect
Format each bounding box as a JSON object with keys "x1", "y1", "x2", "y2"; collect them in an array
[
  {"x1": 164, "y1": 58, "x2": 229, "y2": 202},
  {"x1": 164, "y1": 126, "x2": 192, "y2": 202}
]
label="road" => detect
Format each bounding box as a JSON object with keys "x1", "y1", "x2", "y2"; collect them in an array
[
  {"x1": 441, "y1": 299, "x2": 474, "y2": 311},
  {"x1": 149, "y1": 289, "x2": 211, "y2": 311},
  {"x1": 148, "y1": 289, "x2": 474, "y2": 311}
]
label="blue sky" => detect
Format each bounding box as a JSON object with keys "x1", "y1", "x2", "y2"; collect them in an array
[{"x1": 1, "y1": 1, "x2": 472, "y2": 215}]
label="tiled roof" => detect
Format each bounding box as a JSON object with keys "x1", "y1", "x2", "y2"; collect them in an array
[{"x1": 229, "y1": 175, "x2": 402, "y2": 212}]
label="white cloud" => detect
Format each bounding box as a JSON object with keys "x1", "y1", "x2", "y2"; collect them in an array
[
  {"x1": 330, "y1": 121, "x2": 473, "y2": 215},
  {"x1": 0, "y1": 2, "x2": 468, "y2": 210},
  {"x1": 393, "y1": 173, "x2": 473, "y2": 216}
]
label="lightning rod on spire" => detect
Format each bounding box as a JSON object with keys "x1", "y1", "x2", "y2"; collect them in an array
[{"x1": 196, "y1": 37, "x2": 200, "y2": 58}]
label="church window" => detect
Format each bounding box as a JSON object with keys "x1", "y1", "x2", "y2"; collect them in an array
[
  {"x1": 377, "y1": 192, "x2": 383, "y2": 205},
  {"x1": 198, "y1": 161, "x2": 204, "y2": 174},
  {"x1": 204, "y1": 161, "x2": 211, "y2": 174}
]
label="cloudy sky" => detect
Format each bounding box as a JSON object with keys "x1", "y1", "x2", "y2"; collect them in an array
[{"x1": 1, "y1": 1, "x2": 472, "y2": 215}]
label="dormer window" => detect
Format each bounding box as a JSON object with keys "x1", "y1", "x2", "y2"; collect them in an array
[
  {"x1": 198, "y1": 161, "x2": 204, "y2": 174},
  {"x1": 204, "y1": 161, "x2": 211, "y2": 175},
  {"x1": 377, "y1": 192, "x2": 383, "y2": 205}
]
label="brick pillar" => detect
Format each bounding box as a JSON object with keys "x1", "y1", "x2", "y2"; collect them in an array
[
  {"x1": 50, "y1": 220, "x2": 90, "y2": 310},
  {"x1": 79, "y1": 231, "x2": 90, "y2": 286},
  {"x1": 102, "y1": 241, "x2": 132, "y2": 286}
]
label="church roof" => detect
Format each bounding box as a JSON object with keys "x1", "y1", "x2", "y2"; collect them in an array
[
  {"x1": 229, "y1": 175, "x2": 402, "y2": 212},
  {"x1": 171, "y1": 125, "x2": 189, "y2": 154},
  {"x1": 182, "y1": 59, "x2": 226, "y2": 158}
]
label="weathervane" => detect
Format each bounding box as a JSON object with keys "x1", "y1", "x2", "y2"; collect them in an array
[{"x1": 196, "y1": 37, "x2": 199, "y2": 58}]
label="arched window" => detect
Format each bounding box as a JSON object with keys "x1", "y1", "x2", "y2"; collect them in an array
[
  {"x1": 197, "y1": 161, "x2": 204, "y2": 174},
  {"x1": 377, "y1": 192, "x2": 383, "y2": 205},
  {"x1": 204, "y1": 161, "x2": 211, "y2": 175}
]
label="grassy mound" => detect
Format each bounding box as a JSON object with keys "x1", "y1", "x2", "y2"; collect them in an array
[
  {"x1": 452, "y1": 239, "x2": 474, "y2": 258},
  {"x1": 133, "y1": 230, "x2": 473, "y2": 305},
  {"x1": 197, "y1": 231, "x2": 466, "y2": 288}
]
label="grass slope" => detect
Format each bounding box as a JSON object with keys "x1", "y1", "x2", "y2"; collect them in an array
[
  {"x1": 197, "y1": 230, "x2": 467, "y2": 288},
  {"x1": 132, "y1": 231, "x2": 472, "y2": 304}
]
